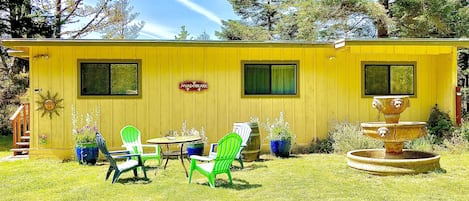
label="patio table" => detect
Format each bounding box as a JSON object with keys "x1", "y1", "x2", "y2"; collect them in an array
[{"x1": 147, "y1": 135, "x2": 201, "y2": 177}]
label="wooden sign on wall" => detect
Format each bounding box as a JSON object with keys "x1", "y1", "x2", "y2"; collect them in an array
[{"x1": 179, "y1": 80, "x2": 208, "y2": 92}]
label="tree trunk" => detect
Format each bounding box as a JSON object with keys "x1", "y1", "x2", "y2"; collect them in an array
[
  {"x1": 377, "y1": 0, "x2": 389, "y2": 38},
  {"x1": 54, "y1": 0, "x2": 62, "y2": 38}
]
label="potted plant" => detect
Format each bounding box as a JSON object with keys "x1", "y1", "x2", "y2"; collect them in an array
[
  {"x1": 72, "y1": 105, "x2": 100, "y2": 165},
  {"x1": 179, "y1": 120, "x2": 208, "y2": 157},
  {"x1": 262, "y1": 112, "x2": 293, "y2": 157}
]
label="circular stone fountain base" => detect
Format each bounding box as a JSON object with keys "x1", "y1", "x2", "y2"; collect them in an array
[{"x1": 347, "y1": 149, "x2": 440, "y2": 175}]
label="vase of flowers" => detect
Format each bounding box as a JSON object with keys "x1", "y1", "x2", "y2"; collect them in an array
[
  {"x1": 262, "y1": 112, "x2": 293, "y2": 158},
  {"x1": 180, "y1": 120, "x2": 208, "y2": 157},
  {"x1": 72, "y1": 105, "x2": 100, "y2": 165}
]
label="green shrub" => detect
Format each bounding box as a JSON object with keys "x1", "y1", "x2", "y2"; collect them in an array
[
  {"x1": 309, "y1": 136, "x2": 334, "y2": 153},
  {"x1": 404, "y1": 135, "x2": 435, "y2": 152},
  {"x1": 458, "y1": 121, "x2": 469, "y2": 142},
  {"x1": 441, "y1": 123, "x2": 469, "y2": 153},
  {"x1": 427, "y1": 105, "x2": 454, "y2": 144},
  {"x1": 329, "y1": 121, "x2": 383, "y2": 154},
  {"x1": 405, "y1": 123, "x2": 469, "y2": 153}
]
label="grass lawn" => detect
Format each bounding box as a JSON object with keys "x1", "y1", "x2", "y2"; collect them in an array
[{"x1": 1, "y1": 151, "x2": 469, "y2": 201}]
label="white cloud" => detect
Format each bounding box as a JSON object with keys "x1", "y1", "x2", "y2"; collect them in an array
[
  {"x1": 176, "y1": 0, "x2": 222, "y2": 25},
  {"x1": 139, "y1": 22, "x2": 176, "y2": 39}
]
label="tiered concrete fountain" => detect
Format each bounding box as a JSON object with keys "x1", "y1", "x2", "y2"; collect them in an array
[{"x1": 346, "y1": 96, "x2": 440, "y2": 175}]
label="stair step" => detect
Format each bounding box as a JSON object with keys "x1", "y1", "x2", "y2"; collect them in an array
[
  {"x1": 20, "y1": 136, "x2": 30, "y2": 141},
  {"x1": 16, "y1": 142, "x2": 30, "y2": 146},
  {"x1": 25, "y1": 130, "x2": 30, "y2": 135},
  {"x1": 10, "y1": 155, "x2": 29, "y2": 159},
  {"x1": 11, "y1": 148, "x2": 29, "y2": 155}
]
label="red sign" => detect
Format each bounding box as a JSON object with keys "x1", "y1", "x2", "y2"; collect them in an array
[{"x1": 179, "y1": 80, "x2": 208, "y2": 92}]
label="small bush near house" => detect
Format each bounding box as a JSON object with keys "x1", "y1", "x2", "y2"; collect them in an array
[
  {"x1": 405, "y1": 122, "x2": 469, "y2": 153},
  {"x1": 329, "y1": 121, "x2": 383, "y2": 154},
  {"x1": 309, "y1": 136, "x2": 334, "y2": 153},
  {"x1": 404, "y1": 135, "x2": 435, "y2": 152},
  {"x1": 441, "y1": 122, "x2": 469, "y2": 153},
  {"x1": 427, "y1": 105, "x2": 454, "y2": 144},
  {"x1": 457, "y1": 120, "x2": 469, "y2": 142}
]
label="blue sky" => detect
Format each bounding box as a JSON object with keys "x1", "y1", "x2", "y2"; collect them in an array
[{"x1": 110, "y1": 0, "x2": 239, "y2": 40}]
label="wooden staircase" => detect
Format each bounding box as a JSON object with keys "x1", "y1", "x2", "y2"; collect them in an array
[{"x1": 9, "y1": 103, "x2": 30, "y2": 157}]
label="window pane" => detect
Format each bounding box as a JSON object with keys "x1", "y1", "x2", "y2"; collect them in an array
[
  {"x1": 364, "y1": 65, "x2": 389, "y2": 95},
  {"x1": 390, "y1": 65, "x2": 414, "y2": 95},
  {"x1": 244, "y1": 63, "x2": 297, "y2": 96},
  {"x1": 271, "y1": 65, "x2": 296, "y2": 94},
  {"x1": 81, "y1": 64, "x2": 110, "y2": 95},
  {"x1": 111, "y1": 64, "x2": 138, "y2": 95},
  {"x1": 245, "y1": 64, "x2": 270, "y2": 94},
  {"x1": 80, "y1": 62, "x2": 139, "y2": 96}
]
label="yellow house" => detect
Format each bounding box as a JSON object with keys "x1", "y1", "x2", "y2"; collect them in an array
[{"x1": 2, "y1": 38, "x2": 469, "y2": 160}]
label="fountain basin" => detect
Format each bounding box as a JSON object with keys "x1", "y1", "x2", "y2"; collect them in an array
[
  {"x1": 361, "y1": 122, "x2": 426, "y2": 153},
  {"x1": 347, "y1": 149, "x2": 440, "y2": 175},
  {"x1": 361, "y1": 122, "x2": 426, "y2": 142}
]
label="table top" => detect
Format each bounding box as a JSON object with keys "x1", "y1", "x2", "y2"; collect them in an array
[{"x1": 147, "y1": 135, "x2": 201, "y2": 144}]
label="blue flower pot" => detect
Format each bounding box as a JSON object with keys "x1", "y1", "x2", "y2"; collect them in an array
[
  {"x1": 75, "y1": 143, "x2": 99, "y2": 165},
  {"x1": 270, "y1": 139, "x2": 291, "y2": 158},
  {"x1": 187, "y1": 143, "x2": 204, "y2": 157}
]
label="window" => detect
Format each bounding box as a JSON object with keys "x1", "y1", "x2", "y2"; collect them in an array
[
  {"x1": 79, "y1": 61, "x2": 140, "y2": 97},
  {"x1": 363, "y1": 63, "x2": 415, "y2": 96},
  {"x1": 243, "y1": 62, "x2": 297, "y2": 96}
]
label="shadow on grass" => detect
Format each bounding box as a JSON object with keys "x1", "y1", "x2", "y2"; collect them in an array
[
  {"x1": 115, "y1": 177, "x2": 152, "y2": 185},
  {"x1": 194, "y1": 178, "x2": 262, "y2": 190},
  {"x1": 432, "y1": 167, "x2": 447, "y2": 174},
  {"x1": 254, "y1": 154, "x2": 302, "y2": 162},
  {"x1": 231, "y1": 163, "x2": 268, "y2": 172}
]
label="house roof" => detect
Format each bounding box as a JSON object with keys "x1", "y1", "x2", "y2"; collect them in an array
[{"x1": 2, "y1": 38, "x2": 469, "y2": 60}]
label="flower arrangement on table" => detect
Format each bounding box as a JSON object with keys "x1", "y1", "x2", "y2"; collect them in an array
[
  {"x1": 179, "y1": 120, "x2": 208, "y2": 144},
  {"x1": 72, "y1": 105, "x2": 100, "y2": 145},
  {"x1": 177, "y1": 120, "x2": 208, "y2": 156}
]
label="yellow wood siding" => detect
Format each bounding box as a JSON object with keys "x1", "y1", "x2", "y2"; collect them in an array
[{"x1": 25, "y1": 44, "x2": 457, "y2": 159}]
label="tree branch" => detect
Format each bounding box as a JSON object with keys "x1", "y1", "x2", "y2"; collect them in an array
[
  {"x1": 60, "y1": 0, "x2": 83, "y2": 24},
  {"x1": 70, "y1": 0, "x2": 111, "y2": 39}
]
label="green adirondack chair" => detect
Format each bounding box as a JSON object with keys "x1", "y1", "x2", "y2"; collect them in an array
[
  {"x1": 120, "y1": 125, "x2": 161, "y2": 166},
  {"x1": 95, "y1": 131, "x2": 147, "y2": 183},
  {"x1": 188, "y1": 132, "x2": 242, "y2": 188}
]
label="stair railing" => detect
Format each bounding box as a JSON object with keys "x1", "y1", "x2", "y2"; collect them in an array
[{"x1": 9, "y1": 103, "x2": 30, "y2": 155}]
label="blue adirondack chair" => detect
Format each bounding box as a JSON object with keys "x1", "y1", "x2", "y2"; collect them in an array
[{"x1": 96, "y1": 132, "x2": 147, "y2": 183}]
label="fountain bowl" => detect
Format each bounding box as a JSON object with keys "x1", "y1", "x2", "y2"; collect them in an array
[
  {"x1": 347, "y1": 149, "x2": 440, "y2": 175},
  {"x1": 372, "y1": 96, "x2": 410, "y2": 123},
  {"x1": 361, "y1": 122, "x2": 426, "y2": 153},
  {"x1": 361, "y1": 122, "x2": 426, "y2": 142}
]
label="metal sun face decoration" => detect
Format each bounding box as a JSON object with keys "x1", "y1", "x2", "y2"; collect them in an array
[{"x1": 36, "y1": 91, "x2": 64, "y2": 119}]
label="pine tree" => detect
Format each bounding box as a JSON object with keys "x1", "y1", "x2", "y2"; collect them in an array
[
  {"x1": 100, "y1": 0, "x2": 145, "y2": 39},
  {"x1": 217, "y1": 0, "x2": 282, "y2": 40},
  {"x1": 174, "y1": 25, "x2": 191, "y2": 40},
  {"x1": 389, "y1": 0, "x2": 469, "y2": 38},
  {"x1": 217, "y1": 0, "x2": 390, "y2": 41},
  {"x1": 195, "y1": 31, "x2": 210, "y2": 40}
]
